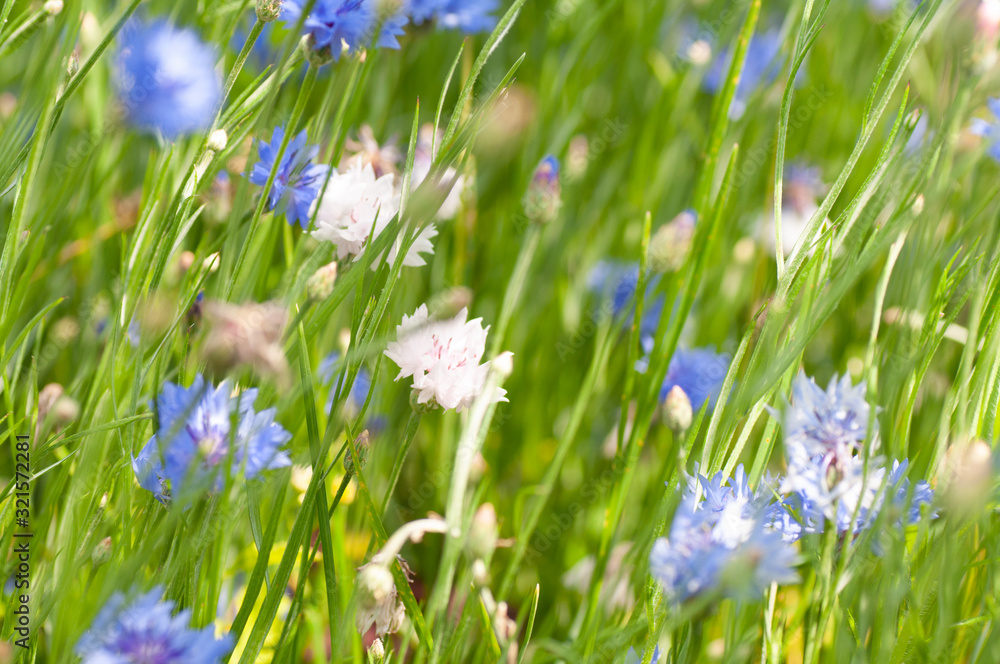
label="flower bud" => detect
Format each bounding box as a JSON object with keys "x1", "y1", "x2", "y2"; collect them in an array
[
  {"x1": 661, "y1": 385, "x2": 693, "y2": 436},
  {"x1": 687, "y1": 39, "x2": 712, "y2": 66},
  {"x1": 207, "y1": 129, "x2": 228, "y2": 153},
  {"x1": 471, "y1": 559, "x2": 489, "y2": 586},
  {"x1": 307, "y1": 261, "x2": 338, "y2": 301},
  {"x1": 648, "y1": 210, "x2": 696, "y2": 273},
  {"x1": 409, "y1": 389, "x2": 438, "y2": 413},
  {"x1": 256, "y1": 0, "x2": 283, "y2": 22},
  {"x1": 428, "y1": 286, "x2": 473, "y2": 319},
  {"x1": 939, "y1": 440, "x2": 994, "y2": 514},
  {"x1": 367, "y1": 638, "x2": 385, "y2": 663},
  {"x1": 522, "y1": 156, "x2": 561, "y2": 224},
  {"x1": 91, "y1": 537, "x2": 113, "y2": 567},
  {"x1": 468, "y1": 503, "x2": 499, "y2": 560},
  {"x1": 44, "y1": 0, "x2": 63, "y2": 15},
  {"x1": 301, "y1": 34, "x2": 334, "y2": 67},
  {"x1": 566, "y1": 135, "x2": 590, "y2": 180},
  {"x1": 492, "y1": 351, "x2": 514, "y2": 379},
  {"x1": 345, "y1": 430, "x2": 370, "y2": 475}
]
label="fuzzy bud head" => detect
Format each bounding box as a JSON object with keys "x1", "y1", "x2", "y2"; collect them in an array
[
  {"x1": 468, "y1": 503, "x2": 499, "y2": 560},
  {"x1": 307, "y1": 261, "x2": 339, "y2": 301},
  {"x1": 256, "y1": 0, "x2": 283, "y2": 22},
  {"x1": 940, "y1": 440, "x2": 994, "y2": 514},
  {"x1": 522, "y1": 155, "x2": 561, "y2": 224},
  {"x1": 367, "y1": 638, "x2": 385, "y2": 663},
  {"x1": 207, "y1": 129, "x2": 228, "y2": 153},
  {"x1": 661, "y1": 385, "x2": 693, "y2": 435},
  {"x1": 649, "y1": 210, "x2": 697, "y2": 273},
  {"x1": 345, "y1": 430, "x2": 371, "y2": 474},
  {"x1": 91, "y1": 537, "x2": 113, "y2": 567}
]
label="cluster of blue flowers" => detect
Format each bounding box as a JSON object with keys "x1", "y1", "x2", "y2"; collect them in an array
[
  {"x1": 75, "y1": 586, "x2": 233, "y2": 664},
  {"x1": 283, "y1": 0, "x2": 498, "y2": 61},
  {"x1": 650, "y1": 372, "x2": 935, "y2": 607},
  {"x1": 651, "y1": 465, "x2": 798, "y2": 603},
  {"x1": 132, "y1": 374, "x2": 292, "y2": 504},
  {"x1": 248, "y1": 126, "x2": 330, "y2": 228},
  {"x1": 113, "y1": 1, "x2": 501, "y2": 140}
]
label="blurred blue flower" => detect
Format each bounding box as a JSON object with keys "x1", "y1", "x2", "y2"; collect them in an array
[
  {"x1": 248, "y1": 126, "x2": 330, "y2": 228},
  {"x1": 410, "y1": 0, "x2": 499, "y2": 33},
  {"x1": 625, "y1": 645, "x2": 661, "y2": 664},
  {"x1": 886, "y1": 459, "x2": 935, "y2": 525},
  {"x1": 703, "y1": 28, "x2": 790, "y2": 119},
  {"x1": 866, "y1": 0, "x2": 918, "y2": 15},
  {"x1": 971, "y1": 98, "x2": 1000, "y2": 162},
  {"x1": 133, "y1": 375, "x2": 291, "y2": 503},
  {"x1": 282, "y1": 0, "x2": 407, "y2": 60},
  {"x1": 319, "y1": 351, "x2": 373, "y2": 417},
  {"x1": 659, "y1": 347, "x2": 731, "y2": 411},
  {"x1": 115, "y1": 19, "x2": 221, "y2": 140},
  {"x1": 650, "y1": 466, "x2": 797, "y2": 603},
  {"x1": 587, "y1": 261, "x2": 664, "y2": 344},
  {"x1": 76, "y1": 586, "x2": 233, "y2": 664},
  {"x1": 903, "y1": 111, "x2": 931, "y2": 155}
]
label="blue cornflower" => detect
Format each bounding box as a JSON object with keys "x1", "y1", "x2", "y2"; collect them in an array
[
  {"x1": 132, "y1": 375, "x2": 292, "y2": 503},
  {"x1": 650, "y1": 466, "x2": 798, "y2": 603},
  {"x1": 659, "y1": 347, "x2": 731, "y2": 411},
  {"x1": 248, "y1": 126, "x2": 331, "y2": 228},
  {"x1": 282, "y1": 0, "x2": 408, "y2": 60},
  {"x1": 782, "y1": 372, "x2": 873, "y2": 460},
  {"x1": 971, "y1": 98, "x2": 1000, "y2": 163},
  {"x1": 703, "y1": 28, "x2": 789, "y2": 119},
  {"x1": 115, "y1": 19, "x2": 221, "y2": 140},
  {"x1": 773, "y1": 372, "x2": 934, "y2": 539},
  {"x1": 409, "y1": 0, "x2": 499, "y2": 33},
  {"x1": 76, "y1": 586, "x2": 233, "y2": 664}
]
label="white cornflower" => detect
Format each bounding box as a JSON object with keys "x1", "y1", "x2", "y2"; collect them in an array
[
  {"x1": 311, "y1": 158, "x2": 436, "y2": 267},
  {"x1": 384, "y1": 305, "x2": 510, "y2": 412}
]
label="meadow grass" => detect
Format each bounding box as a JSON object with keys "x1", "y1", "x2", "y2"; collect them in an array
[{"x1": 1, "y1": 0, "x2": 1000, "y2": 662}]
